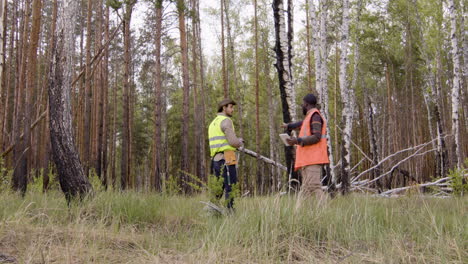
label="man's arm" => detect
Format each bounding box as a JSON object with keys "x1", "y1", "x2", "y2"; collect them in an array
[
  {"x1": 286, "y1": 121, "x2": 303, "y2": 130},
  {"x1": 221, "y1": 118, "x2": 243, "y2": 148}
]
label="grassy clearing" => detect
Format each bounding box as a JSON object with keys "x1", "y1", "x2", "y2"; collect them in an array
[{"x1": 0, "y1": 190, "x2": 466, "y2": 263}]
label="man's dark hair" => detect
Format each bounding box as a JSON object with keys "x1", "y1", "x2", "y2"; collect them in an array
[{"x1": 303, "y1": 93, "x2": 317, "y2": 106}]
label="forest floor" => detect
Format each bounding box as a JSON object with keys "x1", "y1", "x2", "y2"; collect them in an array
[{"x1": 0, "y1": 191, "x2": 466, "y2": 263}]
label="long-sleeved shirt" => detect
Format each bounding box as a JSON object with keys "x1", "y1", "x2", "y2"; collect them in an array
[
  {"x1": 286, "y1": 109, "x2": 323, "y2": 146},
  {"x1": 213, "y1": 113, "x2": 243, "y2": 161}
]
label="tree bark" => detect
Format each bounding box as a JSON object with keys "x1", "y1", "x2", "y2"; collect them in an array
[
  {"x1": 152, "y1": 0, "x2": 163, "y2": 191},
  {"x1": 12, "y1": 0, "x2": 31, "y2": 194},
  {"x1": 0, "y1": 0, "x2": 6, "y2": 151},
  {"x1": 83, "y1": 0, "x2": 93, "y2": 177},
  {"x1": 195, "y1": 0, "x2": 207, "y2": 182},
  {"x1": 223, "y1": 0, "x2": 243, "y2": 189},
  {"x1": 253, "y1": 0, "x2": 262, "y2": 194},
  {"x1": 273, "y1": 0, "x2": 297, "y2": 191},
  {"x1": 220, "y1": 0, "x2": 227, "y2": 97},
  {"x1": 121, "y1": 1, "x2": 135, "y2": 190},
  {"x1": 178, "y1": 0, "x2": 191, "y2": 193},
  {"x1": 49, "y1": 0, "x2": 92, "y2": 202},
  {"x1": 448, "y1": 0, "x2": 463, "y2": 169}
]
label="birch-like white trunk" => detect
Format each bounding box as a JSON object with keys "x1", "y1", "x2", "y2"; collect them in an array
[
  {"x1": 278, "y1": 0, "x2": 296, "y2": 120},
  {"x1": 448, "y1": 0, "x2": 462, "y2": 169},
  {"x1": 287, "y1": 0, "x2": 295, "y2": 121},
  {"x1": 339, "y1": 0, "x2": 354, "y2": 193},
  {"x1": 317, "y1": 0, "x2": 336, "y2": 186},
  {"x1": 413, "y1": 0, "x2": 448, "y2": 177},
  {"x1": 309, "y1": 0, "x2": 321, "y2": 94}
]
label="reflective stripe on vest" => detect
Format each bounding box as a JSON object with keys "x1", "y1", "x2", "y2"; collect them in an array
[
  {"x1": 294, "y1": 109, "x2": 330, "y2": 170},
  {"x1": 208, "y1": 115, "x2": 237, "y2": 157}
]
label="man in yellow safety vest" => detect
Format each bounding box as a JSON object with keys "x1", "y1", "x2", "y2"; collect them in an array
[{"x1": 208, "y1": 99, "x2": 244, "y2": 209}]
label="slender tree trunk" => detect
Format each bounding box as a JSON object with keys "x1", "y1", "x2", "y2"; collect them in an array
[
  {"x1": 339, "y1": 0, "x2": 355, "y2": 194},
  {"x1": 110, "y1": 58, "x2": 117, "y2": 188},
  {"x1": 220, "y1": 0, "x2": 227, "y2": 97},
  {"x1": 413, "y1": 0, "x2": 448, "y2": 178},
  {"x1": 448, "y1": 0, "x2": 463, "y2": 169},
  {"x1": 83, "y1": 0, "x2": 92, "y2": 176},
  {"x1": 316, "y1": 0, "x2": 336, "y2": 190},
  {"x1": 152, "y1": 0, "x2": 163, "y2": 191},
  {"x1": 253, "y1": 0, "x2": 262, "y2": 194},
  {"x1": 195, "y1": 0, "x2": 207, "y2": 181},
  {"x1": 121, "y1": 1, "x2": 135, "y2": 190},
  {"x1": 273, "y1": 0, "x2": 297, "y2": 191},
  {"x1": 49, "y1": 0, "x2": 92, "y2": 202},
  {"x1": 223, "y1": 0, "x2": 242, "y2": 188},
  {"x1": 101, "y1": 4, "x2": 109, "y2": 189},
  {"x1": 41, "y1": 0, "x2": 57, "y2": 190},
  {"x1": 178, "y1": 0, "x2": 191, "y2": 193},
  {"x1": 310, "y1": 0, "x2": 321, "y2": 96},
  {"x1": 305, "y1": 0, "x2": 313, "y2": 93},
  {"x1": 0, "y1": 0, "x2": 6, "y2": 150},
  {"x1": 12, "y1": 0, "x2": 31, "y2": 194},
  {"x1": 2, "y1": 0, "x2": 16, "y2": 154},
  {"x1": 191, "y1": 0, "x2": 205, "y2": 183},
  {"x1": 94, "y1": 0, "x2": 104, "y2": 181},
  {"x1": 22, "y1": 0, "x2": 42, "y2": 186}
]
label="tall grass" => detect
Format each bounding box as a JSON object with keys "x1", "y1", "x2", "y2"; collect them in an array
[{"x1": 0, "y1": 190, "x2": 466, "y2": 263}]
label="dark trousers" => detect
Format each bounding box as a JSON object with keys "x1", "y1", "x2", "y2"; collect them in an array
[{"x1": 211, "y1": 159, "x2": 238, "y2": 208}]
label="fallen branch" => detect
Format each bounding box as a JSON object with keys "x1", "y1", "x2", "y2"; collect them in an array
[
  {"x1": 358, "y1": 147, "x2": 435, "y2": 187},
  {"x1": 1, "y1": 110, "x2": 47, "y2": 157},
  {"x1": 71, "y1": 21, "x2": 123, "y2": 87},
  {"x1": 351, "y1": 138, "x2": 438, "y2": 183},
  {"x1": 378, "y1": 177, "x2": 450, "y2": 196},
  {"x1": 239, "y1": 147, "x2": 287, "y2": 171}
]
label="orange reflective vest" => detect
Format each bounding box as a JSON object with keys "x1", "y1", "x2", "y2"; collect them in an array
[{"x1": 294, "y1": 109, "x2": 330, "y2": 171}]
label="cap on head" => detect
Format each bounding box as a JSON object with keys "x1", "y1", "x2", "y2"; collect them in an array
[
  {"x1": 218, "y1": 98, "x2": 237, "y2": 112},
  {"x1": 303, "y1": 93, "x2": 317, "y2": 106}
]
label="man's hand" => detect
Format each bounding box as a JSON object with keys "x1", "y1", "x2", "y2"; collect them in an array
[
  {"x1": 286, "y1": 137, "x2": 298, "y2": 146},
  {"x1": 281, "y1": 123, "x2": 289, "y2": 129}
]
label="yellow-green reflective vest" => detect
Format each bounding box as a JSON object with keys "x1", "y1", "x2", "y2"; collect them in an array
[{"x1": 208, "y1": 115, "x2": 237, "y2": 157}]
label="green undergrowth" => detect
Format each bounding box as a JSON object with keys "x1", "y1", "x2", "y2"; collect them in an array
[{"x1": 0, "y1": 190, "x2": 466, "y2": 263}]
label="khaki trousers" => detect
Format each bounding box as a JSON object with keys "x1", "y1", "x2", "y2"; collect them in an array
[{"x1": 299, "y1": 164, "x2": 325, "y2": 199}]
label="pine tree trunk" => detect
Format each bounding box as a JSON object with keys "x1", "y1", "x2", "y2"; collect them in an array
[
  {"x1": 83, "y1": 0, "x2": 92, "y2": 176},
  {"x1": 178, "y1": 0, "x2": 191, "y2": 193},
  {"x1": 195, "y1": 0, "x2": 207, "y2": 182},
  {"x1": 94, "y1": 0, "x2": 104, "y2": 181},
  {"x1": 253, "y1": 0, "x2": 262, "y2": 194},
  {"x1": 121, "y1": 1, "x2": 134, "y2": 190},
  {"x1": 22, "y1": 0, "x2": 42, "y2": 189},
  {"x1": 0, "y1": 0, "x2": 6, "y2": 151},
  {"x1": 12, "y1": 0, "x2": 31, "y2": 194},
  {"x1": 48, "y1": 0, "x2": 92, "y2": 202},
  {"x1": 100, "y1": 4, "x2": 109, "y2": 189},
  {"x1": 223, "y1": 0, "x2": 243, "y2": 189},
  {"x1": 152, "y1": 0, "x2": 163, "y2": 191},
  {"x1": 220, "y1": 0, "x2": 227, "y2": 97}
]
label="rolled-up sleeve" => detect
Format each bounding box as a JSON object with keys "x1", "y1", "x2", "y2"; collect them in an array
[{"x1": 221, "y1": 118, "x2": 243, "y2": 148}]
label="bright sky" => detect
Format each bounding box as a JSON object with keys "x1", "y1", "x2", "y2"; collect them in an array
[{"x1": 132, "y1": 0, "x2": 307, "y2": 59}]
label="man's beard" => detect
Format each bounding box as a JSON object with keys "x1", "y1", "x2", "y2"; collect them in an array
[{"x1": 302, "y1": 106, "x2": 307, "y2": 116}]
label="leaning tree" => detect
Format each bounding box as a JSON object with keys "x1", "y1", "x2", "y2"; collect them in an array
[{"x1": 48, "y1": 0, "x2": 93, "y2": 202}]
